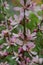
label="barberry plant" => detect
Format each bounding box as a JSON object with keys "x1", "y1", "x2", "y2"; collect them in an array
[{"x1": 0, "y1": 0, "x2": 43, "y2": 65}]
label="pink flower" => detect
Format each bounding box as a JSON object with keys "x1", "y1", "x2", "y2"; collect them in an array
[
  {"x1": 12, "y1": 33, "x2": 23, "y2": 46},
  {"x1": 16, "y1": 39, "x2": 23, "y2": 46},
  {"x1": 0, "y1": 51, "x2": 8, "y2": 56},
  {"x1": 10, "y1": 35, "x2": 18, "y2": 46},
  {"x1": 18, "y1": 54, "x2": 23, "y2": 58},
  {"x1": 10, "y1": 34, "x2": 23, "y2": 46},
  {"x1": 14, "y1": 15, "x2": 23, "y2": 23},
  {"x1": 33, "y1": 29, "x2": 37, "y2": 32},
  {"x1": 8, "y1": 16, "x2": 19, "y2": 26},
  {"x1": 18, "y1": 29, "x2": 36, "y2": 40},
  {"x1": 39, "y1": 58, "x2": 43, "y2": 64},
  {"x1": 20, "y1": 61, "x2": 26, "y2": 65},
  {"x1": 26, "y1": 29, "x2": 36, "y2": 40},
  {"x1": 20, "y1": 0, "x2": 31, "y2": 7},
  {"x1": 1, "y1": 30, "x2": 9, "y2": 37},
  {"x1": 22, "y1": 44, "x2": 27, "y2": 51},
  {"x1": 32, "y1": 55, "x2": 39, "y2": 63},
  {"x1": 3, "y1": 52, "x2": 8, "y2": 56},
  {"x1": 13, "y1": 0, "x2": 32, "y2": 20},
  {"x1": 13, "y1": 0, "x2": 38, "y2": 20},
  {"x1": 3, "y1": 1, "x2": 9, "y2": 9},
  {"x1": 27, "y1": 42, "x2": 35, "y2": 50},
  {"x1": 26, "y1": 57, "x2": 30, "y2": 63},
  {"x1": 18, "y1": 47, "x2": 23, "y2": 53},
  {"x1": 18, "y1": 30, "x2": 24, "y2": 39},
  {"x1": 8, "y1": 17, "x2": 13, "y2": 23},
  {"x1": 10, "y1": 35, "x2": 17, "y2": 43},
  {"x1": 2, "y1": 30, "x2": 8, "y2": 35},
  {"x1": 0, "y1": 45, "x2": 3, "y2": 49},
  {"x1": 20, "y1": 42, "x2": 35, "y2": 51},
  {"x1": 29, "y1": 2, "x2": 36, "y2": 11}
]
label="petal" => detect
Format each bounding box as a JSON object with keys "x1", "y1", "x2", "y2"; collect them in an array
[
  {"x1": 16, "y1": 57, "x2": 19, "y2": 61},
  {"x1": 30, "y1": 37, "x2": 37, "y2": 40},
  {"x1": 26, "y1": 0, "x2": 31, "y2": 6},
  {"x1": 8, "y1": 17, "x2": 13, "y2": 22},
  {"x1": 14, "y1": 15, "x2": 18, "y2": 20},
  {"x1": 13, "y1": 33, "x2": 19, "y2": 37},
  {"x1": 19, "y1": 12, "x2": 24, "y2": 21},
  {"x1": 27, "y1": 42, "x2": 35, "y2": 49},
  {"x1": 20, "y1": 8, "x2": 24, "y2": 20},
  {"x1": 29, "y1": 2, "x2": 36, "y2": 11},
  {"x1": 31, "y1": 32, "x2": 36, "y2": 37},
  {"x1": 16, "y1": 39, "x2": 23, "y2": 46},
  {"x1": 30, "y1": 51, "x2": 37, "y2": 55},
  {"x1": 39, "y1": 58, "x2": 43, "y2": 64},
  {"x1": 26, "y1": 29, "x2": 31, "y2": 36},
  {"x1": 13, "y1": 7, "x2": 21, "y2": 11},
  {"x1": 10, "y1": 21, "x2": 18, "y2": 26},
  {"x1": 20, "y1": 0, "x2": 24, "y2": 6},
  {"x1": 14, "y1": 25, "x2": 19, "y2": 28},
  {"x1": 4, "y1": 1, "x2": 9, "y2": 9},
  {"x1": 25, "y1": 10, "x2": 29, "y2": 17},
  {"x1": 26, "y1": 57, "x2": 30, "y2": 62},
  {"x1": 12, "y1": 56, "x2": 16, "y2": 59},
  {"x1": 32, "y1": 55, "x2": 39, "y2": 63},
  {"x1": 18, "y1": 47, "x2": 23, "y2": 53},
  {"x1": 23, "y1": 45, "x2": 27, "y2": 51}
]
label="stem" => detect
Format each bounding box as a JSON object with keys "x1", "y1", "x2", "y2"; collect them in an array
[
  {"x1": 5, "y1": 16, "x2": 10, "y2": 42},
  {"x1": 23, "y1": 0, "x2": 26, "y2": 39}
]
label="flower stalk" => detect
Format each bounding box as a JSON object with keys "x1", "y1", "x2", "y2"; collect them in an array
[{"x1": 23, "y1": 0, "x2": 26, "y2": 39}]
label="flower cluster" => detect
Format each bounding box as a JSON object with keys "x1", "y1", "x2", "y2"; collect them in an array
[{"x1": 0, "y1": 0, "x2": 43, "y2": 65}]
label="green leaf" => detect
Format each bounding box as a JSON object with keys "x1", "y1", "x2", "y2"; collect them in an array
[
  {"x1": 0, "y1": 38, "x2": 6, "y2": 44},
  {"x1": 0, "y1": 13, "x2": 4, "y2": 21},
  {"x1": 27, "y1": 13, "x2": 40, "y2": 32},
  {"x1": 0, "y1": 26, "x2": 6, "y2": 32}
]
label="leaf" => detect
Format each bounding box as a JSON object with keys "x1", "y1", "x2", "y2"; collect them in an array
[
  {"x1": 0, "y1": 13, "x2": 4, "y2": 21},
  {"x1": 0, "y1": 38, "x2": 6, "y2": 44},
  {"x1": 27, "y1": 13, "x2": 40, "y2": 32},
  {"x1": 0, "y1": 26, "x2": 6, "y2": 32}
]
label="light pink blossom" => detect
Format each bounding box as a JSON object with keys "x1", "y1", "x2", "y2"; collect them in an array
[
  {"x1": 3, "y1": 1, "x2": 9, "y2": 9},
  {"x1": 26, "y1": 29, "x2": 36, "y2": 40},
  {"x1": 19, "y1": 29, "x2": 36, "y2": 40},
  {"x1": 26, "y1": 42, "x2": 35, "y2": 50},
  {"x1": 13, "y1": 0, "x2": 32, "y2": 20},
  {"x1": 8, "y1": 16, "x2": 19, "y2": 26},
  {"x1": 0, "y1": 51, "x2": 8, "y2": 56},
  {"x1": 26, "y1": 57, "x2": 30, "y2": 63}
]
